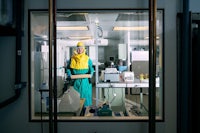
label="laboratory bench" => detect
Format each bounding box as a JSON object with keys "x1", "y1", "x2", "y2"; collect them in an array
[
  {"x1": 95, "y1": 78, "x2": 160, "y2": 105},
  {"x1": 96, "y1": 78, "x2": 160, "y2": 88},
  {"x1": 94, "y1": 77, "x2": 160, "y2": 117}
]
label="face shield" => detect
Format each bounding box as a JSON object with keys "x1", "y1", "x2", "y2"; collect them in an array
[{"x1": 76, "y1": 46, "x2": 85, "y2": 54}]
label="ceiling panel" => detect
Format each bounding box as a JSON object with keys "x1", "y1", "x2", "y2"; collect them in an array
[{"x1": 33, "y1": 11, "x2": 163, "y2": 46}]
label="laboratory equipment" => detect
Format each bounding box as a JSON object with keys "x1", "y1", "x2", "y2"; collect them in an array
[
  {"x1": 122, "y1": 71, "x2": 134, "y2": 82},
  {"x1": 104, "y1": 68, "x2": 120, "y2": 82},
  {"x1": 97, "y1": 104, "x2": 112, "y2": 116}
]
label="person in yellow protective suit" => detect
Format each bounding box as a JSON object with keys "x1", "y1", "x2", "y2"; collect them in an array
[{"x1": 66, "y1": 42, "x2": 94, "y2": 106}]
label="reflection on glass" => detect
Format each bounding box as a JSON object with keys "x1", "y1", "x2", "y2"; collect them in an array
[{"x1": 29, "y1": 10, "x2": 164, "y2": 121}]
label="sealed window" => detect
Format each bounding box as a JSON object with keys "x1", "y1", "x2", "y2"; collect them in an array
[{"x1": 28, "y1": 9, "x2": 164, "y2": 121}]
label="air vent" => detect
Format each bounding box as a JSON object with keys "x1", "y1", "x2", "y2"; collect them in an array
[
  {"x1": 57, "y1": 13, "x2": 86, "y2": 21},
  {"x1": 116, "y1": 13, "x2": 147, "y2": 21}
]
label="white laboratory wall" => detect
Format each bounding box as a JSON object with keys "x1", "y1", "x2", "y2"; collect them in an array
[
  {"x1": 89, "y1": 46, "x2": 96, "y2": 62},
  {"x1": 56, "y1": 44, "x2": 65, "y2": 97},
  {"x1": 132, "y1": 51, "x2": 149, "y2": 61},
  {"x1": 1, "y1": 0, "x2": 195, "y2": 133},
  {"x1": 118, "y1": 44, "x2": 126, "y2": 60}
]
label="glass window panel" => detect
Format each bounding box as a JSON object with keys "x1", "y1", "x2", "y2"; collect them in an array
[{"x1": 29, "y1": 10, "x2": 164, "y2": 121}]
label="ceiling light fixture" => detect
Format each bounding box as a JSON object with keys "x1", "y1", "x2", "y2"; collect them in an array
[
  {"x1": 57, "y1": 26, "x2": 89, "y2": 31},
  {"x1": 144, "y1": 36, "x2": 160, "y2": 39},
  {"x1": 113, "y1": 26, "x2": 148, "y2": 31}
]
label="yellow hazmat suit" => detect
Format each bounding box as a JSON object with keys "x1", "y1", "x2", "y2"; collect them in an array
[{"x1": 66, "y1": 42, "x2": 94, "y2": 106}]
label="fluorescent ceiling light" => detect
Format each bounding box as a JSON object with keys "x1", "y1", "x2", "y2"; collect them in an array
[
  {"x1": 57, "y1": 26, "x2": 89, "y2": 31},
  {"x1": 68, "y1": 36, "x2": 92, "y2": 40},
  {"x1": 144, "y1": 36, "x2": 160, "y2": 39},
  {"x1": 113, "y1": 26, "x2": 148, "y2": 31}
]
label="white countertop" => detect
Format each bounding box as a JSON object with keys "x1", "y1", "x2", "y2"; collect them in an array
[{"x1": 96, "y1": 78, "x2": 160, "y2": 88}]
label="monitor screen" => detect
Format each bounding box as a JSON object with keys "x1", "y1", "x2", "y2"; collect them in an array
[{"x1": 109, "y1": 56, "x2": 114, "y2": 61}]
